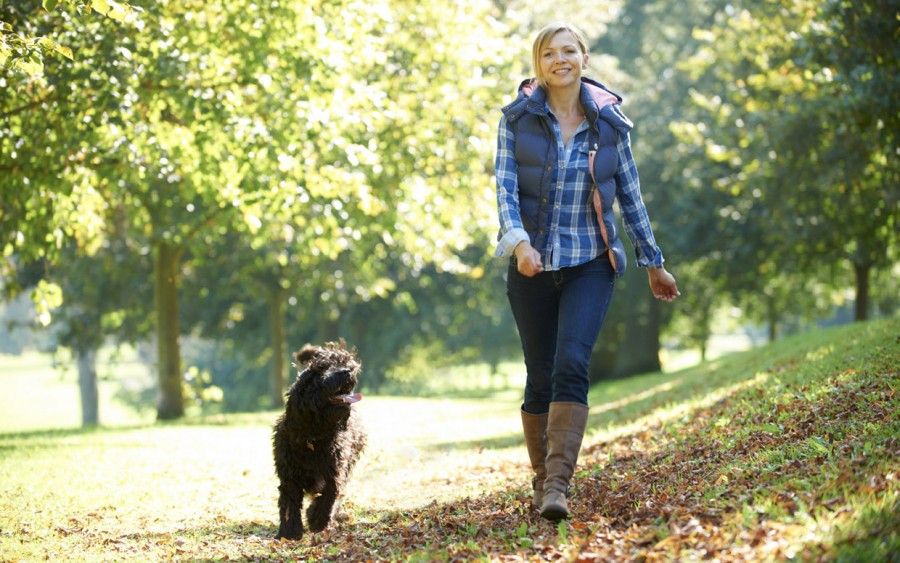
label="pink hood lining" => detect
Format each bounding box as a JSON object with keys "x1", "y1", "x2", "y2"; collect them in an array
[{"x1": 518, "y1": 78, "x2": 619, "y2": 111}]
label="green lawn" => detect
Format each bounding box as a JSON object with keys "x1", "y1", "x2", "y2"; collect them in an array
[
  {"x1": 0, "y1": 349, "x2": 152, "y2": 431},
  {"x1": 0, "y1": 318, "x2": 897, "y2": 561}
]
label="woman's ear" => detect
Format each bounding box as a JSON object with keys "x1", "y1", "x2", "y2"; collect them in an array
[{"x1": 582, "y1": 53, "x2": 589, "y2": 70}]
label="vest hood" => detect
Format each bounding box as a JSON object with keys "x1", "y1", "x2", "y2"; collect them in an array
[{"x1": 501, "y1": 77, "x2": 632, "y2": 135}]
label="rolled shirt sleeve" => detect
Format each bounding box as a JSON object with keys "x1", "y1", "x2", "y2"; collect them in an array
[
  {"x1": 494, "y1": 114, "x2": 529, "y2": 258},
  {"x1": 613, "y1": 131, "x2": 665, "y2": 268}
]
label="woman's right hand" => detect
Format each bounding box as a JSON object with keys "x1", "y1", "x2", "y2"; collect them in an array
[{"x1": 514, "y1": 241, "x2": 544, "y2": 277}]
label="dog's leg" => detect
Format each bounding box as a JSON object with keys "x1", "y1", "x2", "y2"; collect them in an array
[
  {"x1": 306, "y1": 480, "x2": 338, "y2": 532},
  {"x1": 276, "y1": 482, "x2": 304, "y2": 540}
]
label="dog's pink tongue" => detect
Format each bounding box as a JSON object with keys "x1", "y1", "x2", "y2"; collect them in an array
[{"x1": 340, "y1": 392, "x2": 363, "y2": 404}]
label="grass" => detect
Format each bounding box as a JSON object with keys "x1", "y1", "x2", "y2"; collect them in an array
[
  {"x1": 0, "y1": 318, "x2": 897, "y2": 561},
  {"x1": 0, "y1": 349, "x2": 152, "y2": 431}
]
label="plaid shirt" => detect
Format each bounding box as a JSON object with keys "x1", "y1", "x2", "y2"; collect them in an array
[{"x1": 495, "y1": 109, "x2": 664, "y2": 271}]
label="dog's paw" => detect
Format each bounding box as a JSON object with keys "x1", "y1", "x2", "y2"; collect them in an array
[
  {"x1": 306, "y1": 514, "x2": 331, "y2": 533},
  {"x1": 276, "y1": 517, "x2": 304, "y2": 541},
  {"x1": 275, "y1": 529, "x2": 303, "y2": 541},
  {"x1": 306, "y1": 505, "x2": 333, "y2": 533},
  {"x1": 307, "y1": 520, "x2": 330, "y2": 533}
]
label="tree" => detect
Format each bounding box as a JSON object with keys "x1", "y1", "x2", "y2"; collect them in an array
[
  {"x1": 1, "y1": 0, "x2": 133, "y2": 78},
  {"x1": 30, "y1": 0, "x2": 510, "y2": 415},
  {"x1": 586, "y1": 0, "x2": 734, "y2": 372},
  {"x1": 679, "y1": 0, "x2": 898, "y2": 324},
  {"x1": 47, "y1": 231, "x2": 150, "y2": 426},
  {"x1": 4, "y1": 1, "x2": 314, "y2": 418}
]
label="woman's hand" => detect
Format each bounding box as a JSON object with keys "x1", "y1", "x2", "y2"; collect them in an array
[
  {"x1": 648, "y1": 267, "x2": 680, "y2": 302},
  {"x1": 514, "y1": 241, "x2": 544, "y2": 277}
]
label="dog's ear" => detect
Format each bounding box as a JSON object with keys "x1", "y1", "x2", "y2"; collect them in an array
[{"x1": 293, "y1": 344, "x2": 320, "y2": 367}]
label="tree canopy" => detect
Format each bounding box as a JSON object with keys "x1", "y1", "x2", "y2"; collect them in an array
[{"x1": 1, "y1": 0, "x2": 896, "y2": 419}]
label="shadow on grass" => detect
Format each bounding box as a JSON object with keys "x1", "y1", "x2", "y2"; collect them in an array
[
  {"x1": 424, "y1": 339, "x2": 822, "y2": 453},
  {"x1": 829, "y1": 496, "x2": 900, "y2": 560},
  {"x1": 375, "y1": 386, "x2": 523, "y2": 400},
  {"x1": 0, "y1": 411, "x2": 282, "y2": 447},
  {"x1": 0, "y1": 423, "x2": 155, "y2": 445}
]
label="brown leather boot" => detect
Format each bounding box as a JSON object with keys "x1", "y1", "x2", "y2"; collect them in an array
[
  {"x1": 540, "y1": 401, "x2": 589, "y2": 521},
  {"x1": 521, "y1": 409, "x2": 548, "y2": 509}
]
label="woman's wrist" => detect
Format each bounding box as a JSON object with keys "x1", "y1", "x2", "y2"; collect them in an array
[{"x1": 513, "y1": 240, "x2": 529, "y2": 259}]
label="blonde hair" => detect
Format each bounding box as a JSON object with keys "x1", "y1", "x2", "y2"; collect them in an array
[{"x1": 531, "y1": 22, "x2": 590, "y2": 88}]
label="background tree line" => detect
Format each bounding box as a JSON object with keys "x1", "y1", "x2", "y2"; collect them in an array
[{"x1": 1, "y1": 0, "x2": 896, "y2": 425}]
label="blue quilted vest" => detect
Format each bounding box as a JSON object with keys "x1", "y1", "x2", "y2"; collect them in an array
[{"x1": 500, "y1": 77, "x2": 633, "y2": 276}]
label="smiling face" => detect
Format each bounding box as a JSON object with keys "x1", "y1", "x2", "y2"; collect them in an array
[
  {"x1": 532, "y1": 25, "x2": 590, "y2": 90},
  {"x1": 538, "y1": 30, "x2": 588, "y2": 89}
]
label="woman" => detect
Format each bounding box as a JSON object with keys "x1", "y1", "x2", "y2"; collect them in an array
[{"x1": 495, "y1": 22, "x2": 680, "y2": 521}]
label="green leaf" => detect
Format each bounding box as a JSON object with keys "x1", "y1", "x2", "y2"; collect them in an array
[
  {"x1": 809, "y1": 436, "x2": 831, "y2": 456},
  {"x1": 32, "y1": 280, "x2": 63, "y2": 326},
  {"x1": 106, "y1": 2, "x2": 129, "y2": 22},
  {"x1": 91, "y1": 0, "x2": 110, "y2": 15},
  {"x1": 42, "y1": 0, "x2": 60, "y2": 12},
  {"x1": 515, "y1": 522, "x2": 527, "y2": 538},
  {"x1": 89, "y1": 0, "x2": 130, "y2": 21},
  {"x1": 37, "y1": 37, "x2": 74, "y2": 60},
  {"x1": 55, "y1": 44, "x2": 74, "y2": 60},
  {"x1": 15, "y1": 56, "x2": 43, "y2": 76}
]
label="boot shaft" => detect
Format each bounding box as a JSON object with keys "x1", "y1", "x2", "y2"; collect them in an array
[
  {"x1": 543, "y1": 401, "x2": 589, "y2": 494},
  {"x1": 520, "y1": 409, "x2": 549, "y2": 474},
  {"x1": 540, "y1": 401, "x2": 589, "y2": 521},
  {"x1": 521, "y1": 409, "x2": 549, "y2": 509}
]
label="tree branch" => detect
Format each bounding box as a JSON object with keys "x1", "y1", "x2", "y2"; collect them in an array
[{"x1": 0, "y1": 89, "x2": 58, "y2": 120}]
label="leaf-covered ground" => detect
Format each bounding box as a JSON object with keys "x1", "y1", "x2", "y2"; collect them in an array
[{"x1": 1, "y1": 319, "x2": 897, "y2": 561}]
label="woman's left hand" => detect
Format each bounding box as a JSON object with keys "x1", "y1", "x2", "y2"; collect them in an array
[{"x1": 647, "y1": 267, "x2": 680, "y2": 302}]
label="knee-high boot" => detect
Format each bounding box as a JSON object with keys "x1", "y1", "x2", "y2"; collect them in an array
[
  {"x1": 520, "y1": 409, "x2": 548, "y2": 509},
  {"x1": 540, "y1": 401, "x2": 589, "y2": 521}
]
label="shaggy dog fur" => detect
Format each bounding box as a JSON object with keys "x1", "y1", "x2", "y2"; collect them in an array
[{"x1": 272, "y1": 341, "x2": 366, "y2": 540}]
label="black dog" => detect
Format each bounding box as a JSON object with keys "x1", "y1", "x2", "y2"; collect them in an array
[{"x1": 273, "y1": 341, "x2": 366, "y2": 540}]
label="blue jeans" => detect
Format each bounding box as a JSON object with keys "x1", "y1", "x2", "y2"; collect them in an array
[{"x1": 507, "y1": 255, "x2": 616, "y2": 414}]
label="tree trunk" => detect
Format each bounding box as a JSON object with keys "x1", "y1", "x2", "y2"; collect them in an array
[
  {"x1": 766, "y1": 296, "x2": 778, "y2": 343},
  {"x1": 155, "y1": 241, "x2": 184, "y2": 420},
  {"x1": 589, "y1": 272, "x2": 661, "y2": 381},
  {"x1": 698, "y1": 300, "x2": 711, "y2": 363},
  {"x1": 647, "y1": 297, "x2": 662, "y2": 370},
  {"x1": 77, "y1": 348, "x2": 99, "y2": 427},
  {"x1": 618, "y1": 290, "x2": 662, "y2": 377},
  {"x1": 853, "y1": 261, "x2": 870, "y2": 321},
  {"x1": 489, "y1": 358, "x2": 500, "y2": 387},
  {"x1": 268, "y1": 285, "x2": 287, "y2": 408}
]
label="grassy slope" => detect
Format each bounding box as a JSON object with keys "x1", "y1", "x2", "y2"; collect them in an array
[{"x1": 0, "y1": 318, "x2": 896, "y2": 561}]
